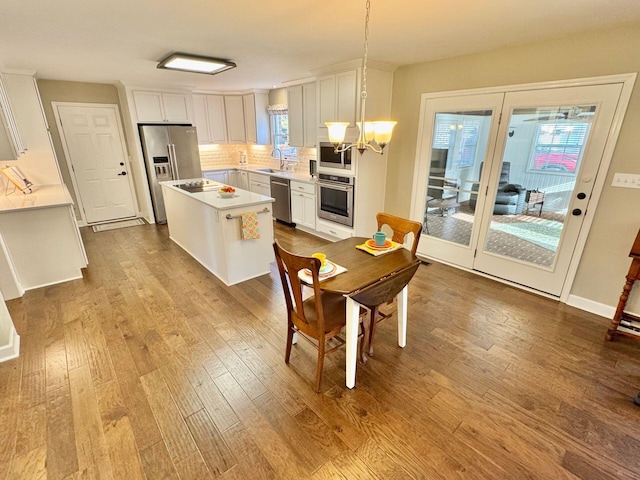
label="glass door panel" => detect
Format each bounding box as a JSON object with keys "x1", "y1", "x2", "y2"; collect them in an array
[
  {"x1": 412, "y1": 93, "x2": 504, "y2": 269},
  {"x1": 424, "y1": 110, "x2": 494, "y2": 246},
  {"x1": 482, "y1": 105, "x2": 594, "y2": 268}
]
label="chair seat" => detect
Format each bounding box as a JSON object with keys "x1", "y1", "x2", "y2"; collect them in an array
[{"x1": 302, "y1": 293, "x2": 347, "y2": 333}]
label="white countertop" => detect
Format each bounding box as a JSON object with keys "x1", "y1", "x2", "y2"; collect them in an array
[
  {"x1": 202, "y1": 165, "x2": 317, "y2": 185},
  {"x1": 160, "y1": 179, "x2": 274, "y2": 211},
  {"x1": 0, "y1": 183, "x2": 74, "y2": 213}
]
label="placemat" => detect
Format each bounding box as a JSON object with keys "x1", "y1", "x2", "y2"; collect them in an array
[
  {"x1": 355, "y1": 239, "x2": 403, "y2": 256},
  {"x1": 298, "y1": 261, "x2": 347, "y2": 283}
]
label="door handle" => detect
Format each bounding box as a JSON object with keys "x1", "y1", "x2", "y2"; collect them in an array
[
  {"x1": 118, "y1": 172, "x2": 127, "y2": 176},
  {"x1": 572, "y1": 208, "x2": 582, "y2": 216}
]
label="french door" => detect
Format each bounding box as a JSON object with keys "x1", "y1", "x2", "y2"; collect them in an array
[{"x1": 411, "y1": 81, "x2": 626, "y2": 297}]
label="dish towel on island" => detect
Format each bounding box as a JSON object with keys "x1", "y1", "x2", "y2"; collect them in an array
[{"x1": 241, "y1": 212, "x2": 261, "y2": 240}]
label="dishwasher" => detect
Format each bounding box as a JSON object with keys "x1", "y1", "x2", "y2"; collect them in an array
[{"x1": 270, "y1": 176, "x2": 294, "y2": 225}]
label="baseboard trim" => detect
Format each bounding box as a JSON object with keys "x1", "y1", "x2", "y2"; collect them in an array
[
  {"x1": 565, "y1": 294, "x2": 638, "y2": 320},
  {"x1": 0, "y1": 325, "x2": 20, "y2": 363}
]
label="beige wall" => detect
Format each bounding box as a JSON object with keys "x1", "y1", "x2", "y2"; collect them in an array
[
  {"x1": 386, "y1": 21, "x2": 640, "y2": 313},
  {"x1": 37, "y1": 80, "x2": 127, "y2": 220}
]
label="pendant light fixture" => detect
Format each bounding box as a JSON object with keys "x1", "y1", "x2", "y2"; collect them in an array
[{"x1": 325, "y1": 0, "x2": 397, "y2": 155}]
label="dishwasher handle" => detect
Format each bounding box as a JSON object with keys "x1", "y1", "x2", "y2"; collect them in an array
[{"x1": 271, "y1": 180, "x2": 289, "y2": 187}]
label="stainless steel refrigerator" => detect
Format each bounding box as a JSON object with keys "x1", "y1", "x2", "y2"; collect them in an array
[{"x1": 139, "y1": 125, "x2": 201, "y2": 224}]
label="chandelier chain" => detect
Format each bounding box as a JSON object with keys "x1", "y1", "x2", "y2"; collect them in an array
[{"x1": 361, "y1": 0, "x2": 370, "y2": 101}]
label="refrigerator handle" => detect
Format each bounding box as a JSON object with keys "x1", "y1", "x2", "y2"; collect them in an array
[{"x1": 168, "y1": 144, "x2": 179, "y2": 180}]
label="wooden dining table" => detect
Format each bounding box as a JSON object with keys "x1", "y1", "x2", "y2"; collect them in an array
[{"x1": 296, "y1": 237, "x2": 421, "y2": 389}]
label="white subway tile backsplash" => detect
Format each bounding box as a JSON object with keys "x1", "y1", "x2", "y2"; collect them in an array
[{"x1": 199, "y1": 144, "x2": 316, "y2": 175}]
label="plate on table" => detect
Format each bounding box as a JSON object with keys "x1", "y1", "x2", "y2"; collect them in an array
[
  {"x1": 366, "y1": 239, "x2": 392, "y2": 250},
  {"x1": 304, "y1": 261, "x2": 337, "y2": 277}
]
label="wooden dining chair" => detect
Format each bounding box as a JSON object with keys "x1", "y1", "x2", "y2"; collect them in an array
[
  {"x1": 273, "y1": 240, "x2": 366, "y2": 392},
  {"x1": 367, "y1": 212, "x2": 423, "y2": 355}
]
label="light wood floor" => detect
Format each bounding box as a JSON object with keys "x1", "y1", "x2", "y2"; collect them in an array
[{"x1": 2, "y1": 221, "x2": 640, "y2": 479}]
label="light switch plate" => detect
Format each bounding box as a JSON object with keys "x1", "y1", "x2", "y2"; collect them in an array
[{"x1": 612, "y1": 173, "x2": 640, "y2": 189}]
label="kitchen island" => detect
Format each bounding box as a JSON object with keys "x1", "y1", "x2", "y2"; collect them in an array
[{"x1": 160, "y1": 179, "x2": 275, "y2": 286}]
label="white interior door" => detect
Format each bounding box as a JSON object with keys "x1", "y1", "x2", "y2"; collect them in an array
[
  {"x1": 412, "y1": 81, "x2": 626, "y2": 297},
  {"x1": 55, "y1": 104, "x2": 137, "y2": 224}
]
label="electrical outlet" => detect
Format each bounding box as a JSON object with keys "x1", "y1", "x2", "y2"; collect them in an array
[{"x1": 612, "y1": 173, "x2": 640, "y2": 189}]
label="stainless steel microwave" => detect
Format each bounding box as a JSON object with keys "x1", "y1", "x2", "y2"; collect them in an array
[{"x1": 319, "y1": 142, "x2": 352, "y2": 170}]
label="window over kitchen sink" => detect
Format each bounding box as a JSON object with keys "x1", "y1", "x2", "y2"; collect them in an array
[{"x1": 268, "y1": 105, "x2": 296, "y2": 158}]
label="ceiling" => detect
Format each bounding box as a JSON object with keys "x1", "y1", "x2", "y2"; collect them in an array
[{"x1": 1, "y1": 0, "x2": 640, "y2": 93}]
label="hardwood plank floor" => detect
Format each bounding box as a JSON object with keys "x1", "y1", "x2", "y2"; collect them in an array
[{"x1": 2, "y1": 221, "x2": 640, "y2": 479}]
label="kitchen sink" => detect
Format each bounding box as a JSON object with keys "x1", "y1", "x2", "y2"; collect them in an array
[{"x1": 254, "y1": 168, "x2": 279, "y2": 173}]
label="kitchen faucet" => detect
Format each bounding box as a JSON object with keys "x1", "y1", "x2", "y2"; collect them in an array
[{"x1": 272, "y1": 148, "x2": 285, "y2": 170}]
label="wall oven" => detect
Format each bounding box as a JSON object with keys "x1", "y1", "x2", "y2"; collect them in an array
[
  {"x1": 319, "y1": 142, "x2": 352, "y2": 170},
  {"x1": 317, "y1": 173, "x2": 355, "y2": 227}
]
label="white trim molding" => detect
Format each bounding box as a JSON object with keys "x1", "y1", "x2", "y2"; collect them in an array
[
  {"x1": 565, "y1": 294, "x2": 640, "y2": 321},
  {"x1": 0, "y1": 325, "x2": 19, "y2": 363}
]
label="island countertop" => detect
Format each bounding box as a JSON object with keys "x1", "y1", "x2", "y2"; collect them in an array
[
  {"x1": 160, "y1": 178, "x2": 274, "y2": 210},
  {"x1": 0, "y1": 184, "x2": 74, "y2": 213}
]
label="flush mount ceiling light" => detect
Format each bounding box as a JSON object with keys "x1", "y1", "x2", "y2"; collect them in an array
[
  {"x1": 157, "y1": 53, "x2": 237, "y2": 75},
  {"x1": 325, "y1": 0, "x2": 397, "y2": 155}
]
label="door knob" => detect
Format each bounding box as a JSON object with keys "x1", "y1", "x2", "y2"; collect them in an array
[
  {"x1": 577, "y1": 192, "x2": 586, "y2": 200},
  {"x1": 572, "y1": 208, "x2": 582, "y2": 216},
  {"x1": 120, "y1": 162, "x2": 125, "y2": 166},
  {"x1": 118, "y1": 172, "x2": 127, "y2": 176}
]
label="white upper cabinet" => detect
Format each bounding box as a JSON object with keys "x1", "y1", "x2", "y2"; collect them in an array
[
  {"x1": 224, "y1": 95, "x2": 246, "y2": 144},
  {"x1": 193, "y1": 94, "x2": 227, "y2": 144},
  {"x1": 302, "y1": 82, "x2": 317, "y2": 148},
  {"x1": 0, "y1": 75, "x2": 26, "y2": 160},
  {"x1": 0, "y1": 73, "x2": 61, "y2": 184},
  {"x1": 243, "y1": 92, "x2": 269, "y2": 145},
  {"x1": 288, "y1": 82, "x2": 317, "y2": 148},
  {"x1": 287, "y1": 85, "x2": 303, "y2": 147},
  {"x1": 317, "y1": 69, "x2": 358, "y2": 126},
  {"x1": 132, "y1": 90, "x2": 190, "y2": 123},
  {"x1": 243, "y1": 94, "x2": 258, "y2": 144},
  {"x1": 192, "y1": 91, "x2": 269, "y2": 146}
]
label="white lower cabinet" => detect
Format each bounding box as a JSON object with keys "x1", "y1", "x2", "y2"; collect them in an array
[
  {"x1": 315, "y1": 219, "x2": 353, "y2": 239},
  {"x1": 203, "y1": 170, "x2": 228, "y2": 184},
  {"x1": 237, "y1": 170, "x2": 250, "y2": 191},
  {"x1": 248, "y1": 172, "x2": 271, "y2": 196},
  {"x1": 290, "y1": 181, "x2": 316, "y2": 229},
  {"x1": 227, "y1": 170, "x2": 239, "y2": 187}
]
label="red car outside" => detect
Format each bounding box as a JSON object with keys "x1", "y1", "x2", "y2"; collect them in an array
[{"x1": 532, "y1": 152, "x2": 578, "y2": 173}]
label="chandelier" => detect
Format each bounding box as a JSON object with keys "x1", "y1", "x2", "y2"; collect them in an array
[{"x1": 325, "y1": 0, "x2": 397, "y2": 155}]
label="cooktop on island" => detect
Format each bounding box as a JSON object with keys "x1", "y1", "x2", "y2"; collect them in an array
[{"x1": 176, "y1": 180, "x2": 220, "y2": 193}]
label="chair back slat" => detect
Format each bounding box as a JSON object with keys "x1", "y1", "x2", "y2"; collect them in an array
[
  {"x1": 376, "y1": 212, "x2": 422, "y2": 255},
  {"x1": 273, "y1": 241, "x2": 325, "y2": 332}
]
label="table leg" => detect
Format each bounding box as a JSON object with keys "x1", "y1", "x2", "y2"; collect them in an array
[
  {"x1": 397, "y1": 285, "x2": 408, "y2": 348},
  {"x1": 345, "y1": 296, "x2": 361, "y2": 389}
]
